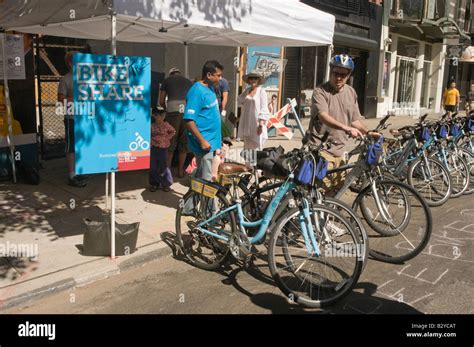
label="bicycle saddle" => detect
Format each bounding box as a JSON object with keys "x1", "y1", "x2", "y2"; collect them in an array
[
  {"x1": 218, "y1": 162, "x2": 252, "y2": 175},
  {"x1": 389, "y1": 129, "x2": 402, "y2": 137}
]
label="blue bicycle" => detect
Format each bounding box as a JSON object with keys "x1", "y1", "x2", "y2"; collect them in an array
[{"x1": 176, "y1": 146, "x2": 365, "y2": 307}]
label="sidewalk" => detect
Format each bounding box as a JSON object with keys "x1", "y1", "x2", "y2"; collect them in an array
[{"x1": 0, "y1": 112, "x2": 443, "y2": 311}]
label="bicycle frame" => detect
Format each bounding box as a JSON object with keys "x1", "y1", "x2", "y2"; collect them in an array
[{"x1": 194, "y1": 174, "x2": 321, "y2": 256}]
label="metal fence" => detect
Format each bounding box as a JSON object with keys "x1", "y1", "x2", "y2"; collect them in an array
[
  {"x1": 34, "y1": 37, "x2": 88, "y2": 159},
  {"x1": 38, "y1": 77, "x2": 65, "y2": 159}
]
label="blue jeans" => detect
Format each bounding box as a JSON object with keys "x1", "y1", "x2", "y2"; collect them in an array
[
  {"x1": 149, "y1": 147, "x2": 173, "y2": 187},
  {"x1": 194, "y1": 151, "x2": 215, "y2": 181}
]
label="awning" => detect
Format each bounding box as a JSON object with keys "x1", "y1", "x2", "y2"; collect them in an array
[
  {"x1": 0, "y1": 0, "x2": 335, "y2": 47},
  {"x1": 333, "y1": 32, "x2": 378, "y2": 51}
]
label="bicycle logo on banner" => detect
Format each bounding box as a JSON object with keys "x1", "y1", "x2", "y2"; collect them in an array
[{"x1": 129, "y1": 132, "x2": 150, "y2": 151}]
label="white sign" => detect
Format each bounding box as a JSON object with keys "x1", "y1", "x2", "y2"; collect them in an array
[
  {"x1": 0, "y1": 34, "x2": 26, "y2": 80},
  {"x1": 447, "y1": 45, "x2": 462, "y2": 59}
]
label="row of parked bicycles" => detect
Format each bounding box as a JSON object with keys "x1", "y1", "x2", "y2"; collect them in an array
[{"x1": 175, "y1": 111, "x2": 474, "y2": 308}]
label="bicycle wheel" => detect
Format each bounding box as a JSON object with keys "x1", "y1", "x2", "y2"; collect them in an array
[
  {"x1": 176, "y1": 190, "x2": 236, "y2": 270},
  {"x1": 407, "y1": 156, "x2": 452, "y2": 206},
  {"x1": 353, "y1": 180, "x2": 432, "y2": 264},
  {"x1": 429, "y1": 149, "x2": 470, "y2": 198},
  {"x1": 323, "y1": 197, "x2": 369, "y2": 268},
  {"x1": 458, "y1": 147, "x2": 474, "y2": 195},
  {"x1": 358, "y1": 180, "x2": 411, "y2": 237},
  {"x1": 268, "y1": 205, "x2": 363, "y2": 308}
]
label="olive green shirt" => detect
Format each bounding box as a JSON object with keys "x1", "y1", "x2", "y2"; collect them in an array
[{"x1": 305, "y1": 82, "x2": 362, "y2": 157}]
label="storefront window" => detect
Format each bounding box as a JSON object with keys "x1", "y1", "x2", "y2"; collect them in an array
[
  {"x1": 396, "y1": 57, "x2": 417, "y2": 104},
  {"x1": 397, "y1": 37, "x2": 418, "y2": 58}
]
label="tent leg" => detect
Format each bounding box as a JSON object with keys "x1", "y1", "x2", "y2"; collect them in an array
[
  {"x1": 1, "y1": 33, "x2": 17, "y2": 183},
  {"x1": 105, "y1": 173, "x2": 109, "y2": 211},
  {"x1": 110, "y1": 10, "x2": 117, "y2": 259},
  {"x1": 184, "y1": 42, "x2": 188, "y2": 78},
  {"x1": 233, "y1": 46, "x2": 241, "y2": 138},
  {"x1": 111, "y1": 172, "x2": 116, "y2": 258}
]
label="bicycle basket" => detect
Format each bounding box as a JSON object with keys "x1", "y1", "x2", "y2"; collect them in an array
[
  {"x1": 416, "y1": 126, "x2": 431, "y2": 142},
  {"x1": 294, "y1": 154, "x2": 328, "y2": 185},
  {"x1": 437, "y1": 124, "x2": 449, "y2": 139},
  {"x1": 467, "y1": 116, "x2": 474, "y2": 132},
  {"x1": 366, "y1": 136, "x2": 384, "y2": 166},
  {"x1": 190, "y1": 177, "x2": 220, "y2": 198},
  {"x1": 315, "y1": 156, "x2": 328, "y2": 181},
  {"x1": 451, "y1": 124, "x2": 461, "y2": 137},
  {"x1": 295, "y1": 158, "x2": 314, "y2": 185}
]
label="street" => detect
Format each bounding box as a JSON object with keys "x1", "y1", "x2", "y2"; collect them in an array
[{"x1": 5, "y1": 194, "x2": 473, "y2": 314}]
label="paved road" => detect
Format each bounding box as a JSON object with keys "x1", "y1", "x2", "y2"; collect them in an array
[{"x1": 5, "y1": 194, "x2": 474, "y2": 314}]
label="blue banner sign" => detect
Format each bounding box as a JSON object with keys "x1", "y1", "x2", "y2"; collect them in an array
[{"x1": 73, "y1": 53, "x2": 151, "y2": 174}]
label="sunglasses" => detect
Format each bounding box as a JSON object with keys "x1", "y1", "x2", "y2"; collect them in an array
[
  {"x1": 248, "y1": 77, "x2": 259, "y2": 81},
  {"x1": 331, "y1": 70, "x2": 350, "y2": 79}
]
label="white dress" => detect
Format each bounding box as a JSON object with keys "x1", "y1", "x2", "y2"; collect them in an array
[{"x1": 237, "y1": 86, "x2": 270, "y2": 150}]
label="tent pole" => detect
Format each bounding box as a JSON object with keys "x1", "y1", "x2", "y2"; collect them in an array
[
  {"x1": 110, "y1": 10, "x2": 117, "y2": 259},
  {"x1": 1, "y1": 33, "x2": 17, "y2": 183},
  {"x1": 234, "y1": 46, "x2": 241, "y2": 138},
  {"x1": 184, "y1": 42, "x2": 188, "y2": 78}
]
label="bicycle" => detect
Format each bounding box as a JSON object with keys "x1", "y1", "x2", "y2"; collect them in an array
[
  {"x1": 176, "y1": 144, "x2": 365, "y2": 307},
  {"x1": 273, "y1": 115, "x2": 432, "y2": 264},
  {"x1": 382, "y1": 114, "x2": 452, "y2": 206}
]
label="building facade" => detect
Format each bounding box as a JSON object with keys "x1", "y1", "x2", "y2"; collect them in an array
[
  {"x1": 287, "y1": 0, "x2": 384, "y2": 118},
  {"x1": 379, "y1": 0, "x2": 472, "y2": 117}
]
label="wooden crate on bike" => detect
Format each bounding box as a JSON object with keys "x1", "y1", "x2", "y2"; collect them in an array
[{"x1": 190, "y1": 177, "x2": 220, "y2": 198}]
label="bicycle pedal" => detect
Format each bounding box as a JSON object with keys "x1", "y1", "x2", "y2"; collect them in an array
[{"x1": 243, "y1": 254, "x2": 256, "y2": 268}]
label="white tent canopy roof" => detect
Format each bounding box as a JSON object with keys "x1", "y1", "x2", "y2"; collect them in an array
[{"x1": 0, "y1": 0, "x2": 334, "y2": 47}]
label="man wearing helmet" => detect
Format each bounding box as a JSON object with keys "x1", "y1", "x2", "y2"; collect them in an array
[{"x1": 304, "y1": 54, "x2": 376, "y2": 193}]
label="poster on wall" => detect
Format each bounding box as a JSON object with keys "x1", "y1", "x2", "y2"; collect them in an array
[
  {"x1": 73, "y1": 53, "x2": 151, "y2": 175},
  {"x1": 246, "y1": 46, "x2": 286, "y2": 114},
  {"x1": 0, "y1": 33, "x2": 26, "y2": 80}
]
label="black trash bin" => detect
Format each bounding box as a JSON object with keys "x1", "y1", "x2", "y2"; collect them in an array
[{"x1": 82, "y1": 218, "x2": 139, "y2": 256}]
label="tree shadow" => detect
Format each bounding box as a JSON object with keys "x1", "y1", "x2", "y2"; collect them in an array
[{"x1": 0, "y1": 257, "x2": 39, "y2": 282}]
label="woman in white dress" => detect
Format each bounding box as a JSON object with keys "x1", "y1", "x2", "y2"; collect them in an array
[{"x1": 237, "y1": 71, "x2": 270, "y2": 151}]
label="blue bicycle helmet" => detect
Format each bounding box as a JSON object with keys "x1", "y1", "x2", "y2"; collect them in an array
[{"x1": 330, "y1": 54, "x2": 355, "y2": 72}]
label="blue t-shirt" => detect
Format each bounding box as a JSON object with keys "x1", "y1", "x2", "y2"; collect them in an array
[{"x1": 184, "y1": 82, "x2": 222, "y2": 154}]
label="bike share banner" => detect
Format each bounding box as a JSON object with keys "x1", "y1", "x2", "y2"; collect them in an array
[{"x1": 73, "y1": 53, "x2": 151, "y2": 174}]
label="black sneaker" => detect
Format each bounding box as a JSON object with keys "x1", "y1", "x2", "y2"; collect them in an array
[
  {"x1": 68, "y1": 176, "x2": 86, "y2": 188},
  {"x1": 150, "y1": 185, "x2": 159, "y2": 192}
]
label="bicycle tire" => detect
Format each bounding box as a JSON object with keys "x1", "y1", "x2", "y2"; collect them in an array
[
  {"x1": 268, "y1": 205, "x2": 363, "y2": 308},
  {"x1": 429, "y1": 149, "x2": 470, "y2": 198},
  {"x1": 176, "y1": 190, "x2": 235, "y2": 270},
  {"x1": 458, "y1": 147, "x2": 474, "y2": 195},
  {"x1": 407, "y1": 156, "x2": 452, "y2": 207},
  {"x1": 358, "y1": 180, "x2": 411, "y2": 237},
  {"x1": 353, "y1": 180, "x2": 432, "y2": 264}
]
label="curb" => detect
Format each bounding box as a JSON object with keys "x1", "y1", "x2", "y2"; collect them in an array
[{"x1": 0, "y1": 245, "x2": 172, "y2": 311}]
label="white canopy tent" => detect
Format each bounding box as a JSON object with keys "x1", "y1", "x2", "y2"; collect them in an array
[
  {"x1": 1, "y1": 0, "x2": 335, "y2": 77},
  {"x1": 0, "y1": 0, "x2": 334, "y2": 47},
  {"x1": 1, "y1": 0, "x2": 335, "y2": 257}
]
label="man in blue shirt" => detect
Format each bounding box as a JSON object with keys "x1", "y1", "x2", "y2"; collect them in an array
[{"x1": 184, "y1": 60, "x2": 223, "y2": 180}]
